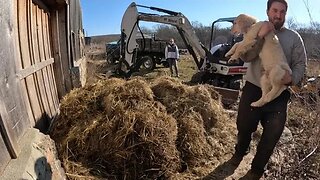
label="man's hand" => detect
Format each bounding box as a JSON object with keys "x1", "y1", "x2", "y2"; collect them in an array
[
  {"x1": 282, "y1": 70, "x2": 292, "y2": 86},
  {"x1": 258, "y1": 21, "x2": 274, "y2": 39}
]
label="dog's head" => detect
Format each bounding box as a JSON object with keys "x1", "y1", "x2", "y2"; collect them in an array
[{"x1": 231, "y1": 14, "x2": 258, "y2": 35}]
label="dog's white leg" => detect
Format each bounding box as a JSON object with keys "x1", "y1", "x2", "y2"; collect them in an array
[
  {"x1": 227, "y1": 43, "x2": 243, "y2": 63},
  {"x1": 251, "y1": 67, "x2": 287, "y2": 107},
  {"x1": 251, "y1": 74, "x2": 271, "y2": 107},
  {"x1": 263, "y1": 67, "x2": 287, "y2": 103},
  {"x1": 229, "y1": 39, "x2": 257, "y2": 61},
  {"x1": 260, "y1": 74, "x2": 272, "y2": 97},
  {"x1": 225, "y1": 43, "x2": 239, "y2": 57},
  {"x1": 229, "y1": 45, "x2": 244, "y2": 61},
  {"x1": 264, "y1": 85, "x2": 286, "y2": 103}
]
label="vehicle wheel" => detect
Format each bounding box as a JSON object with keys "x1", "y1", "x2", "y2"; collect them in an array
[
  {"x1": 141, "y1": 56, "x2": 156, "y2": 70},
  {"x1": 190, "y1": 71, "x2": 208, "y2": 84}
]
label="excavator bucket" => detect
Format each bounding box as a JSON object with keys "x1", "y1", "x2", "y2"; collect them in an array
[
  {"x1": 213, "y1": 87, "x2": 240, "y2": 105},
  {"x1": 120, "y1": 2, "x2": 139, "y2": 68}
]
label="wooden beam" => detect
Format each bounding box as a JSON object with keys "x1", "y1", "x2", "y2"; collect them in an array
[
  {"x1": 51, "y1": 10, "x2": 66, "y2": 99},
  {"x1": 58, "y1": 6, "x2": 73, "y2": 92},
  {"x1": 16, "y1": 58, "x2": 54, "y2": 80}
]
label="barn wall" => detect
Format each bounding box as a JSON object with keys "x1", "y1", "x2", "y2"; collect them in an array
[
  {"x1": 70, "y1": 0, "x2": 85, "y2": 62},
  {"x1": 0, "y1": 0, "x2": 84, "y2": 175},
  {"x1": 16, "y1": 0, "x2": 61, "y2": 131},
  {"x1": 0, "y1": 0, "x2": 31, "y2": 172}
]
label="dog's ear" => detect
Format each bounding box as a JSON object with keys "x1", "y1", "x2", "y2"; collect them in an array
[{"x1": 237, "y1": 14, "x2": 257, "y2": 32}]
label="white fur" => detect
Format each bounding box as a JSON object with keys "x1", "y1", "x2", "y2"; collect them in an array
[{"x1": 225, "y1": 14, "x2": 292, "y2": 107}]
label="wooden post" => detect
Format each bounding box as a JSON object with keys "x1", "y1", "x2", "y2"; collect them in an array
[{"x1": 50, "y1": 6, "x2": 73, "y2": 98}]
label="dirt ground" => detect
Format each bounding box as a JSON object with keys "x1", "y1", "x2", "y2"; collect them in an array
[{"x1": 60, "y1": 47, "x2": 319, "y2": 180}]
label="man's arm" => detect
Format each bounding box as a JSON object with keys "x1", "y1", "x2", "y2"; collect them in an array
[
  {"x1": 257, "y1": 21, "x2": 274, "y2": 38},
  {"x1": 175, "y1": 45, "x2": 180, "y2": 59},
  {"x1": 288, "y1": 33, "x2": 307, "y2": 86},
  {"x1": 165, "y1": 46, "x2": 168, "y2": 59}
]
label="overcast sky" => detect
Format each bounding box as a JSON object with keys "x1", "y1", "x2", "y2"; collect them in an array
[{"x1": 81, "y1": 0, "x2": 320, "y2": 36}]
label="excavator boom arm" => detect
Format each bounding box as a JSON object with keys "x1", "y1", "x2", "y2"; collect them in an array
[{"x1": 120, "y1": 2, "x2": 209, "y2": 71}]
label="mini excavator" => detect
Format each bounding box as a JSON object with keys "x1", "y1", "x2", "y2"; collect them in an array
[{"x1": 114, "y1": 2, "x2": 249, "y2": 104}]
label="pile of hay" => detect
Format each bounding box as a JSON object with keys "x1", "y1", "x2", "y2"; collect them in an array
[{"x1": 50, "y1": 76, "x2": 237, "y2": 179}]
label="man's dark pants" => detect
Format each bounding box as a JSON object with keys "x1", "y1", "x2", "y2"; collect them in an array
[
  {"x1": 235, "y1": 82, "x2": 290, "y2": 174},
  {"x1": 167, "y1": 58, "x2": 178, "y2": 76}
]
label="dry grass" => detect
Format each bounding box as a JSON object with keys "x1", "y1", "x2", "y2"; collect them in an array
[
  {"x1": 264, "y1": 99, "x2": 320, "y2": 179},
  {"x1": 50, "y1": 76, "x2": 238, "y2": 179},
  {"x1": 265, "y1": 59, "x2": 320, "y2": 179},
  {"x1": 130, "y1": 55, "x2": 199, "y2": 83},
  {"x1": 306, "y1": 59, "x2": 320, "y2": 76},
  {"x1": 52, "y1": 47, "x2": 319, "y2": 179}
]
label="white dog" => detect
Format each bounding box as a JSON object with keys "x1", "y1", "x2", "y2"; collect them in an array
[{"x1": 225, "y1": 14, "x2": 292, "y2": 107}]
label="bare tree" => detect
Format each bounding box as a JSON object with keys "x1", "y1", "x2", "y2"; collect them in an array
[{"x1": 286, "y1": 18, "x2": 298, "y2": 30}]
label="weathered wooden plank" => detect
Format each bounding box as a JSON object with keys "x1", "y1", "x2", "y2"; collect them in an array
[
  {"x1": 36, "y1": 4, "x2": 53, "y2": 118},
  {"x1": 48, "y1": 63, "x2": 60, "y2": 110},
  {"x1": 0, "y1": 125, "x2": 11, "y2": 174},
  {"x1": 50, "y1": 8, "x2": 73, "y2": 99},
  {"x1": 31, "y1": 3, "x2": 51, "y2": 119},
  {"x1": 0, "y1": 102, "x2": 17, "y2": 158},
  {"x1": 10, "y1": 0, "x2": 31, "y2": 139},
  {"x1": 16, "y1": 58, "x2": 54, "y2": 79},
  {"x1": 42, "y1": 12, "x2": 59, "y2": 113},
  {"x1": 59, "y1": 6, "x2": 73, "y2": 92},
  {"x1": 37, "y1": 8, "x2": 45, "y2": 60},
  {"x1": 28, "y1": 2, "x2": 44, "y2": 118},
  {"x1": 16, "y1": 0, "x2": 36, "y2": 125},
  {"x1": 69, "y1": 0, "x2": 83, "y2": 59},
  {"x1": 0, "y1": 0, "x2": 31, "y2": 158},
  {"x1": 38, "y1": 8, "x2": 54, "y2": 117},
  {"x1": 50, "y1": 10, "x2": 65, "y2": 99},
  {"x1": 25, "y1": 0, "x2": 44, "y2": 124},
  {"x1": 45, "y1": 12, "x2": 52, "y2": 55},
  {"x1": 44, "y1": 12, "x2": 59, "y2": 107},
  {"x1": 42, "y1": 11, "x2": 50, "y2": 59}
]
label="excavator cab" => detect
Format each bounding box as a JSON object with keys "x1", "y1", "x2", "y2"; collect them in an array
[
  {"x1": 191, "y1": 17, "x2": 248, "y2": 93},
  {"x1": 210, "y1": 17, "x2": 245, "y2": 66}
]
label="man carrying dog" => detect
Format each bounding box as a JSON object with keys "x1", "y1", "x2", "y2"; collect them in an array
[{"x1": 231, "y1": 0, "x2": 307, "y2": 179}]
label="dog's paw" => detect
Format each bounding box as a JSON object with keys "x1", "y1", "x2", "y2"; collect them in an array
[
  {"x1": 228, "y1": 59, "x2": 238, "y2": 64},
  {"x1": 251, "y1": 101, "x2": 264, "y2": 107},
  {"x1": 228, "y1": 56, "x2": 240, "y2": 64},
  {"x1": 225, "y1": 52, "x2": 232, "y2": 57}
]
